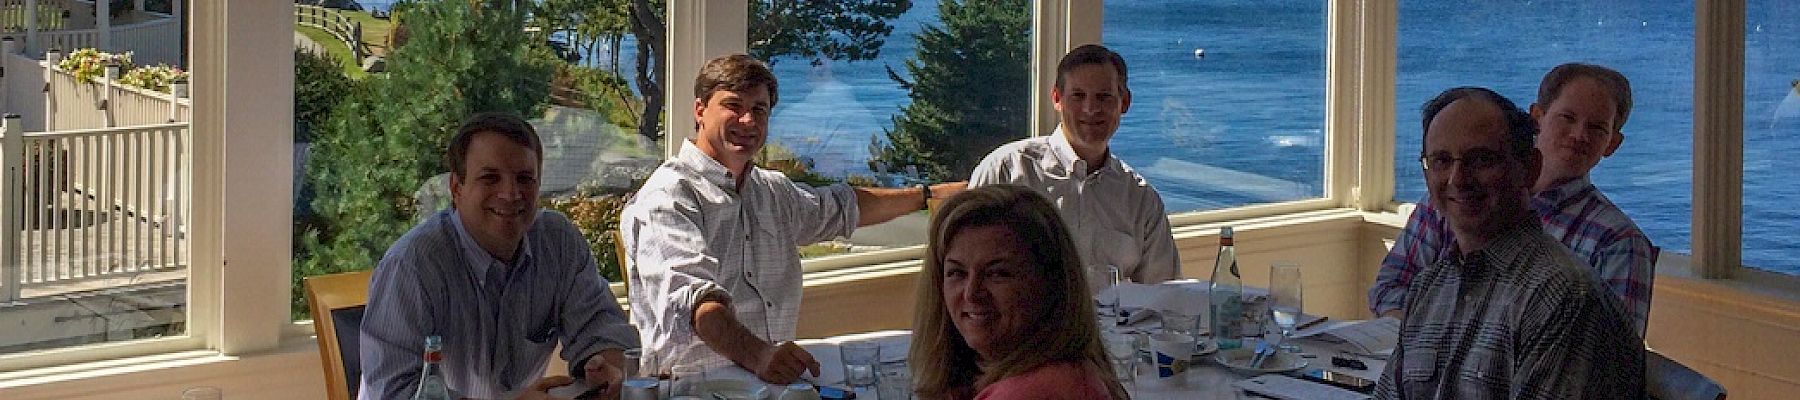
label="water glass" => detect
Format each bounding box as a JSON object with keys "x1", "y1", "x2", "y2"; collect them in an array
[
  {"x1": 1087, "y1": 265, "x2": 1123, "y2": 323},
  {"x1": 1269, "y1": 262, "x2": 1303, "y2": 352},
  {"x1": 840, "y1": 340, "x2": 881, "y2": 388},
  {"x1": 181, "y1": 386, "x2": 222, "y2": 400},
  {"x1": 876, "y1": 361, "x2": 913, "y2": 400},
  {"x1": 624, "y1": 348, "x2": 644, "y2": 378},
  {"x1": 669, "y1": 363, "x2": 708, "y2": 397},
  {"x1": 1102, "y1": 331, "x2": 1138, "y2": 384}
]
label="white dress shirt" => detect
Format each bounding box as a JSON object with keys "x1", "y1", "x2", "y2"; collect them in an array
[
  {"x1": 969, "y1": 128, "x2": 1180, "y2": 283},
  {"x1": 620, "y1": 141, "x2": 860, "y2": 373}
]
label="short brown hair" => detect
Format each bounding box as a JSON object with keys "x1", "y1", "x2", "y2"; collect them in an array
[
  {"x1": 1537, "y1": 63, "x2": 1633, "y2": 132},
  {"x1": 693, "y1": 54, "x2": 779, "y2": 107},
  {"x1": 1055, "y1": 44, "x2": 1129, "y2": 93},
  {"x1": 445, "y1": 111, "x2": 543, "y2": 178}
]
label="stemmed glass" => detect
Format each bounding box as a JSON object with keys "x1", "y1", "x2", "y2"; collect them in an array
[{"x1": 1268, "y1": 262, "x2": 1303, "y2": 353}]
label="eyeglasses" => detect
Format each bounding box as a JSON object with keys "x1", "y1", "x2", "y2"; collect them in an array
[{"x1": 1420, "y1": 151, "x2": 1509, "y2": 172}]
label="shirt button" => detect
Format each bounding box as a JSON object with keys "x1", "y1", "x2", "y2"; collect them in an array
[
  {"x1": 765, "y1": 301, "x2": 774, "y2": 307},
  {"x1": 747, "y1": 271, "x2": 754, "y2": 277}
]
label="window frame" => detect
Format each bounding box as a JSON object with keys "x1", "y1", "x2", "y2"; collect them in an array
[{"x1": 3, "y1": 0, "x2": 1781, "y2": 378}]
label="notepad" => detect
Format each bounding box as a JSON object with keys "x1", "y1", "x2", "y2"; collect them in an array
[
  {"x1": 1291, "y1": 316, "x2": 1399, "y2": 357},
  {"x1": 1232, "y1": 374, "x2": 1372, "y2": 400}
]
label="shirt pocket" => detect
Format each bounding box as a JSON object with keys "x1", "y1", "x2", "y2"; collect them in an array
[
  {"x1": 1095, "y1": 228, "x2": 1142, "y2": 272},
  {"x1": 1401, "y1": 348, "x2": 1439, "y2": 395}
]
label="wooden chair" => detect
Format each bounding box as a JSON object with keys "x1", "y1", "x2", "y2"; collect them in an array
[
  {"x1": 612, "y1": 230, "x2": 630, "y2": 297},
  {"x1": 1648, "y1": 348, "x2": 1727, "y2": 400},
  {"x1": 304, "y1": 270, "x2": 374, "y2": 400}
]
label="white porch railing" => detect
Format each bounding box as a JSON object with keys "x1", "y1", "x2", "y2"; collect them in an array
[
  {"x1": 1, "y1": 50, "x2": 191, "y2": 133},
  {"x1": 0, "y1": 1, "x2": 182, "y2": 66},
  {"x1": 0, "y1": 115, "x2": 189, "y2": 302}
]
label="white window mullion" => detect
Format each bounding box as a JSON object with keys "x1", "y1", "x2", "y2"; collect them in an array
[
  {"x1": 1693, "y1": 0, "x2": 1744, "y2": 279},
  {"x1": 1030, "y1": 0, "x2": 1101, "y2": 138},
  {"x1": 664, "y1": 1, "x2": 748, "y2": 158}
]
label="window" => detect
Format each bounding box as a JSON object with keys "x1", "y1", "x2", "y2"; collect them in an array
[
  {"x1": 1102, "y1": 0, "x2": 1327, "y2": 213},
  {"x1": 0, "y1": 2, "x2": 193, "y2": 356},
  {"x1": 291, "y1": 0, "x2": 667, "y2": 319},
  {"x1": 1743, "y1": 0, "x2": 1800, "y2": 275},
  {"x1": 1394, "y1": 0, "x2": 1695, "y2": 256},
  {"x1": 753, "y1": 0, "x2": 1032, "y2": 257}
]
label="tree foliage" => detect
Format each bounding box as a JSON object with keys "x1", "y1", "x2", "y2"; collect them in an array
[
  {"x1": 293, "y1": 0, "x2": 558, "y2": 318},
  {"x1": 622, "y1": 1, "x2": 912, "y2": 142},
  {"x1": 871, "y1": 0, "x2": 1030, "y2": 181},
  {"x1": 749, "y1": 1, "x2": 912, "y2": 65}
]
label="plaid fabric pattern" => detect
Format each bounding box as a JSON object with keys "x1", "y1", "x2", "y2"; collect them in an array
[
  {"x1": 1373, "y1": 224, "x2": 1645, "y2": 400},
  {"x1": 1368, "y1": 177, "x2": 1656, "y2": 335}
]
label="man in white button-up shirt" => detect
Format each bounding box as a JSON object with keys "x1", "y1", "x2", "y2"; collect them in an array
[
  {"x1": 969, "y1": 44, "x2": 1180, "y2": 284},
  {"x1": 621, "y1": 54, "x2": 964, "y2": 384}
]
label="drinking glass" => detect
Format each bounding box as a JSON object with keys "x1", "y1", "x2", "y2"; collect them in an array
[
  {"x1": 1269, "y1": 262, "x2": 1303, "y2": 352},
  {"x1": 1087, "y1": 265, "x2": 1123, "y2": 324},
  {"x1": 1101, "y1": 331, "x2": 1138, "y2": 384},
  {"x1": 669, "y1": 363, "x2": 708, "y2": 397},
  {"x1": 840, "y1": 340, "x2": 881, "y2": 388},
  {"x1": 876, "y1": 361, "x2": 914, "y2": 400}
]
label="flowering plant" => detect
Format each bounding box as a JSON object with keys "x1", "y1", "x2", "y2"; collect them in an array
[
  {"x1": 119, "y1": 64, "x2": 188, "y2": 93},
  {"x1": 55, "y1": 48, "x2": 135, "y2": 84}
]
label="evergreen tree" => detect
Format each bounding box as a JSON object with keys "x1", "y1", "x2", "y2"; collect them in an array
[
  {"x1": 871, "y1": 0, "x2": 1030, "y2": 181},
  {"x1": 293, "y1": 0, "x2": 558, "y2": 318}
]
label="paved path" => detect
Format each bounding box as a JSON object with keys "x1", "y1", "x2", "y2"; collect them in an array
[{"x1": 294, "y1": 31, "x2": 327, "y2": 56}]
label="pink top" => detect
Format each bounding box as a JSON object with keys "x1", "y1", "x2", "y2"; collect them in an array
[{"x1": 972, "y1": 361, "x2": 1114, "y2": 400}]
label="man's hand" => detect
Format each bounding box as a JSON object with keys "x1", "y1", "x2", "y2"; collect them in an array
[
  {"x1": 1380, "y1": 309, "x2": 1404, "y2": 320},
  {"x1": 580, "y1": 354, "x2": 625, "y2": 400},
  {"x1": 749, "y1": 341, "x2": 821, "y2": 384},
  {"x1": 512, "y1": 376, "x2": 575, "y2": 400}
]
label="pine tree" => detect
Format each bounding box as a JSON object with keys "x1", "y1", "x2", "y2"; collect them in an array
[
  {"x1": 293, "y1": 0, "x2": 558, "y2": 318},
  {"x1": 871, "y1": 0, "x2": 1030, "y2": 181}
]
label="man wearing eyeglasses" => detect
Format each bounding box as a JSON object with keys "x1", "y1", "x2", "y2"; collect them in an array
[
  {"x1": 1372, "y1": 87, "x2": 1642, "y2": 399},
  {"x1": 1368, "y1": 63, "x2": 1656, "y2": 336}
]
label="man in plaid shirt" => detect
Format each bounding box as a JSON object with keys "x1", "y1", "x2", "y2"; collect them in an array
[{"x1": 1368, "y1": 63, "x2": 1657, "y2": 335}]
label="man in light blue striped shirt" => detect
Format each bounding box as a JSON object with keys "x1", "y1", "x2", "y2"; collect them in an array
[{"x1": 360, "y1": 113, "x2": 638, "y2": 400}]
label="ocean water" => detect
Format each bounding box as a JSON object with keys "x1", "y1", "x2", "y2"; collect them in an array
[
  {"x1": 358, "y1": 1, "x2": 1800, "y2": 275},
  {"x1": 762, "y1": 0, "x2": 1800, "y2": 275}
]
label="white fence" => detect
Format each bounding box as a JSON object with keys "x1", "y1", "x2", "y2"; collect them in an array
[
  {"x1": 0, "y1": 115, "x2": 189, "y2": 302},
  {"x1": 0, "y1": 1, "x2": 181, "y2": 67},
  {"x1": 1, "y1": 50, "x2": 191, "y2": 132}
]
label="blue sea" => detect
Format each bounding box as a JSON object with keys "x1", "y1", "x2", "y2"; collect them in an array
[{"x1": 362, "y1": 1, "x2": 1800, "y2": 275}]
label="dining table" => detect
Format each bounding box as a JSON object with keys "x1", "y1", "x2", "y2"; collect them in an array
[{"x1": 558, "y1": 280, "x2": 1390, "y2": 399}]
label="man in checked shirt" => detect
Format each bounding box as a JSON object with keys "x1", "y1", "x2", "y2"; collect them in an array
[
  {"x1": 619, "y1": 54, "x2": 965, "y2": 384},
  {"x1": 1368, "y1": 63, "x2": 1657, "y2": 336},
  {"x1": 1373, "y1": 87, "x2": 1642, "y2": 399}
]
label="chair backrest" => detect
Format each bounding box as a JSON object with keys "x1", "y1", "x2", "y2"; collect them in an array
[
  {"x1": 612, "y1": 229, "x2": 630, "y2": 297},
  {"x1": 1648, "y1": 348, "x2": 1727, "y2": 400},
  {"x1": 305, "y1": 270, "x2": 374, "y2": 400}
]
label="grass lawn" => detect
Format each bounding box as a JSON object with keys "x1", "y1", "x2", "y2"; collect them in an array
[
  {"x1": 295, "y1": 25, "x2": 364, "y2": 79},
  {"x1": 344, "y1": 11, "x2": 394, "y2": 57}
]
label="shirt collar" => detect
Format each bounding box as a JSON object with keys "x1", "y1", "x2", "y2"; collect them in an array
[
  {"x1": 1534, "y1": 175, "x2": 1594, "y2": 205},
  {"x1": 448, "y1": 209, "x2": 534, "y2": 280},
  {"x1": 1045, "y1": 127, "x2": 1118, "y2": 178},
  {"x1": 675, "y1": 140, "x2": 740, "y2": 192}
]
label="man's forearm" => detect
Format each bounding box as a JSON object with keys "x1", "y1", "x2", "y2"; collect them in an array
[
  {"x1": 854, "y1": 182, "x2": 963, "y2": 227},
  {"x1": 692, "y1": 300, "x2": 772, "y2": 368}
]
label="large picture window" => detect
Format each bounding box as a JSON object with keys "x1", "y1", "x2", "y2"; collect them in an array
[
  {"x1": 1102, "y1": 0, "x2": 1327, "y2": 213},
  {"x1": 1743, "y1": 0, "x2": 1800, "y2": 275},
  {"x1": 754, "y1": 0, "x2": 1032, "y2": 257},
  {"x1": 1394, "y1": 0, "x2": 1696, "y2": 257}
]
